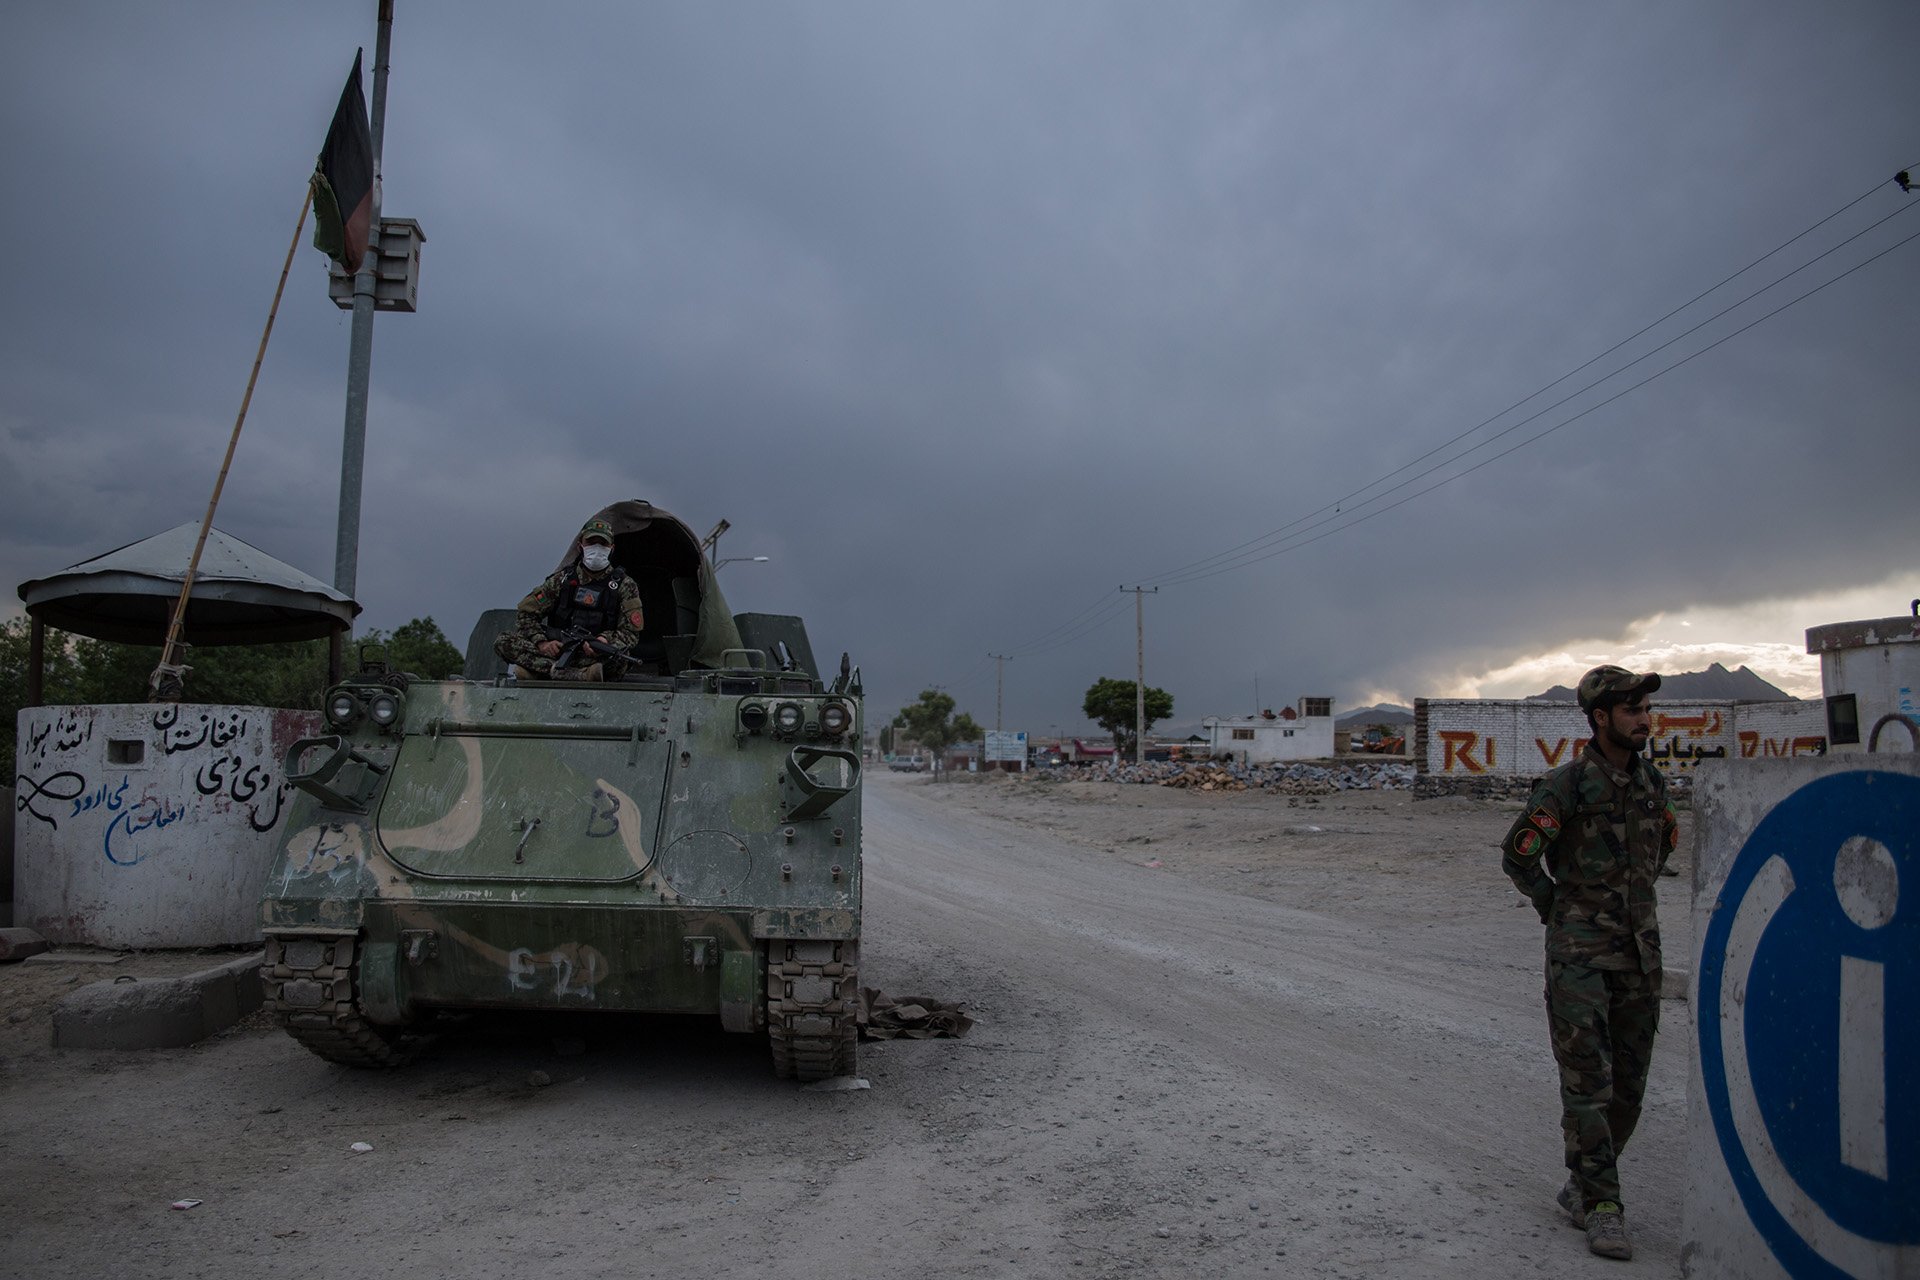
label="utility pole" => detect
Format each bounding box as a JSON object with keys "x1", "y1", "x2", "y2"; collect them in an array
[
  {"x1": 988, "y1": 653, "x2": 1011, "y2": 730},
  {"x1": 1120, "y1": 586, "x2": 1157, "y2": 764}
]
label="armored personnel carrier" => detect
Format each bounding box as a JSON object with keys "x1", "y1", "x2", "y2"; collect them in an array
[{"x1": 260, "y1": 501, "x2": 863, "y2": 1080}]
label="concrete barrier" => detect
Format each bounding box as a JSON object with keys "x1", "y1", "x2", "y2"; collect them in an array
[
  {"x1": 51, "y1": 950, "x2": 264, "y2": 1050},
  {"x1": 1686, "y1": 757, "x2": 1917, "y2": 1278},
  {"x1": 13, "y1": 704, "x2": 320, "y2": 947},
  {"x1": 2, "y1": 782, "x2": 14, "y2": 927}
]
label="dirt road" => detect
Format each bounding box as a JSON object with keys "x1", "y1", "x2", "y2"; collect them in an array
[{"x1": 0, "y1": 770, "x2": 1693, "y2": 1278}]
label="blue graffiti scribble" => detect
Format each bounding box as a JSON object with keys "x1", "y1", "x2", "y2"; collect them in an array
[
  {"x1": 71, "y1": 775, "x2": 130, "y2": 818},
  {"x1": 104, "y1": 794, "x2": 188, "y2": 866}
]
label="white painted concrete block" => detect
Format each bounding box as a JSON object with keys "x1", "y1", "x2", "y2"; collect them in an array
[
  {"x1": 1685, "y1": 756, "x2": 1918, "y2": 1278},
  {"x1": 13, "y1": 704, "x2": 322, "y2": 947}
]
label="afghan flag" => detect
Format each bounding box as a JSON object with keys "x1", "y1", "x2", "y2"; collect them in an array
[{"x1": 311, "y1": 50, "x2": 374, "y2": 273}]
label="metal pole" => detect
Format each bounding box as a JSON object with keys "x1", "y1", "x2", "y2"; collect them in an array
[
  {"x1": 988, "y1": 653, "x2": 1010, "y2": 731},
  {"x1": 333, "y1": 0, "x2": 394, "y2": 599},
  {"x1": 1121, "y1": 586, "x2": 1157, "y2": 764},
  {"x1": 1121, "y1": 587, "x2": 1136, "y2": 759},
  {"x1": 26, "y1": 615, "x2": 45, "y2": 707}
]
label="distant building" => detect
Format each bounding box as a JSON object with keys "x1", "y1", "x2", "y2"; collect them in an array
[
  {"x1": 1203, "y1": 697, "x2": 1335, "y2": 763},
  {"x1": 1807, "y1": 604, "x2": 1920, "y2": 753}
]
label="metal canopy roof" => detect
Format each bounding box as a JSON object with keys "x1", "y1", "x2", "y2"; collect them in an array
[{"x1": 16, "y1": 521, "x2": 359, "y2": 645}]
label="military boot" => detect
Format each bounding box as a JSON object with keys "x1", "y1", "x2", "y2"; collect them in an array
[
  {"x1": 1586, "y1": 1202, "x2": 1632, "y2": 1260},
  {"x1": 576, "y1": 662, "x2": 605, "y2": 682},
  {"x1": 1555, "y1": 1177, "x2": 1585, "y2": 1229}
]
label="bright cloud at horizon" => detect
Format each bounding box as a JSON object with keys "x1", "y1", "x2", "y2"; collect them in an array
[{"x1": 1431, "y1": 574, "x2": 1915, "y2": 703}]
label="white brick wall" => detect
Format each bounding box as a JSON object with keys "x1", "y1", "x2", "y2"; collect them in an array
[{"x1": 1416, "y1": 699, "x2": 1826, "y2": 780}]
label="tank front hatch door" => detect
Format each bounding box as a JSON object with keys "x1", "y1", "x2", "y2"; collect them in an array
[{"x1": 374, "y1": 718, "x2": 670, "y2": 883}]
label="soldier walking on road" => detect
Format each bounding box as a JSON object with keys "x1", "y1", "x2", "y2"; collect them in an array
[{"x1": 1501, "y1": 665, "x2": 1677, "y2": 1262}]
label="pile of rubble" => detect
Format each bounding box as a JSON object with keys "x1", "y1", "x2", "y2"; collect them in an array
[
  {"x1": 1411, "y1": 774, "x2": 1536, "y2": 802},
  {"x1": 1036, "y1": 759, "x2": 1418, "y2": 793},
  {"x1": 1412, "y1": 770, "x2": 1694, "y2": 802}
]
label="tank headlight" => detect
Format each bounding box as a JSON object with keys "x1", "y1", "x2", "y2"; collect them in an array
[
  {"x1": 773, "y1": 702, "x2": 804, "y2": 734},
  {"x1": 820, "y1": 702, "x2": 851, "y2": 735},
  {"x1": 326, "y1": 691, "x2": 361, "y2": 726},
  {"x1": 740, "y1": 702, "x2": 770, "y2": 733},
  {"x1": 368, "y1": 692, "x2": 402, "y2": 727}
]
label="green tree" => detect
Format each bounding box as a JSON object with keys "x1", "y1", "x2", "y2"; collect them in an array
[
  {"x1": 1083, "y1": 675, "x2": 1174, "y2": 757},
  {"x1": 375, "y1": 617, "x2": 464, "y2": 679},
  {"x1": 0, "y1": 615, "x2": 465, "y2": 777},
  {"x1": 65, "y1": 634, "x2": 333, "y2": 709},
  {"x1": 877, "y1": 723, "x2": 894, "y2": 756},
  {"x1": 892, "y1": 689, "x2": 982, "y2": 777},
  {"x1": 1, "y1": 617, "x2": 85, "y2": 779}
]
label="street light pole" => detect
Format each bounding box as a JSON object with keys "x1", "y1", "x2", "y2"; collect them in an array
[{"x1": 332, "y1": 0, "x2": 394, "y2": 600}]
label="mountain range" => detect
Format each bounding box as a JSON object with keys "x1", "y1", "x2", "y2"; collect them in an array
[
  {"x1": 1529, "y1": 663, "x2": 1795, "y2": 703},
  {"x1": 1337, "y1": 703, "x2": 1415, "y2": 727}
]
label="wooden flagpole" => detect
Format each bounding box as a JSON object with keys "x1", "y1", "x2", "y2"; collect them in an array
[{"x1": 149, "y1": 184, "x2": 314, "y2": 700}]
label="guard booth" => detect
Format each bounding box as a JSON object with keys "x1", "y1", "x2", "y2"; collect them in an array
[
  {"x1": 1686, "y1": 754, "x2": 1917, "y2": 1277},
  {"x1": 12, "y1": 523, "x2": 353, "y2": 947}
]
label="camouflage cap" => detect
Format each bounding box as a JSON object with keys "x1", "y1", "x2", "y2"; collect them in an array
[
  {"x1": 1577, "y1": 664, "x2": 1661, "y2": 711},
  {"x1": 578, "y1": 518, "x2": 616, "y2": 546}
]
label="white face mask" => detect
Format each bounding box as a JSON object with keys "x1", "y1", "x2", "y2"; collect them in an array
[{"x1": 580, "y1": 545, "x2": 612, "y2": 571}]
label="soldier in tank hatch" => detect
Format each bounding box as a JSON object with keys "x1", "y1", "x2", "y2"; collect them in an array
[
  {"x1": 494, "y1": 518, "x2": 644, "y2": 681},
  {"x1": 1500, "y1": 664, "x2": 1677, "y2": 1263}
]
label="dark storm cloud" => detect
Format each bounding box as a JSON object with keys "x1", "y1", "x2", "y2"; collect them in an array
[{"x1": 3, "y1": 2, "x2": 1915, "y2": 732}]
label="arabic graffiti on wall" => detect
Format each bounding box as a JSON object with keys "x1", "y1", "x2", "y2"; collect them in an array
[
  {"x1": 12, "y1": 703, "x2": 318, "y2": 864},
  {"x1": 151, "y1": 704, "x2": 254, "y2": 755},
  {"x1": 21, "y1": 707, "x2": 95, "y2": 768},
  {"x1": 1419, "y1": 699, "x2": 1827, "y2": 778}
]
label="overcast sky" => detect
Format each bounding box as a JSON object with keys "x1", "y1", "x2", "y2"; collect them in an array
[{"x1": 3, "y1": 2, "x2": 1915, "y2": 733}]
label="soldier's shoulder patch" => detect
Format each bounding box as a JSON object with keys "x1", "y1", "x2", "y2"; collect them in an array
[
  {"x1": 1514, "y1": 828, "x2": 1543, "y2": 858},
  {"x1": 1530, "y1": 808, "x2": 1560, "y2": 835},
  {"x1": 628, "y1": 610, "x2": 644, "y2": 627}
]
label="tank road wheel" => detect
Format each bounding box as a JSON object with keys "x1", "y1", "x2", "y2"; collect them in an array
[
  {"x1": 765, "y1": 939, "x2": 858, "y2": 1081},
  {"x1": 263, "y1": 934, "x2": 429, "y2": 1068}
]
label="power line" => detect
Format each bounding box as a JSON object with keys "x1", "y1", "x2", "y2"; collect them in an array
[
  {"x1": 998, "y1": 587, "x2": 1133, "y2": 656},
  {"x1": 1135, "y1": 165, "x2": 1918, "y2": 588},
  {"x1": 1153, "y1": 219, "x2": 1920, "y2": 586},
  {"x1": 955, "y1": 162, "x2": 1917, "y2": 713},
  {"x1": 1151, "y1": 199, "x2": 1920, "y2": 587},
  {"x1": 1004, "y1": 595, "x2": 1134, "y2": 658}
]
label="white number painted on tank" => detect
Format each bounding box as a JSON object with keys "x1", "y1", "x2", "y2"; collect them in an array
[{"x1": 505, "y1": 944, "x2": 606, "y2": 1001}]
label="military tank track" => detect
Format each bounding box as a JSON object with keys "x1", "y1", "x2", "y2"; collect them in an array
[
  {"x1": 263, "y1": 933, "x2": 426, "y2": 1068},
  {"x1": 765, "y1": 939, "x2": 858, "y2": 1081}
]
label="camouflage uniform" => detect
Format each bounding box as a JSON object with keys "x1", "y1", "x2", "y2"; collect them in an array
[
  {"x1": 494, "y1": 524, "x2": 645, "y2": 678},
  {"x1": 1501, "y1": 681, "x2": 1677, "y2": 1215}
]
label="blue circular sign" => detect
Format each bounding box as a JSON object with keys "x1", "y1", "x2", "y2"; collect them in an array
[{"x1": 1698, "y1": 770, "x2": 1918, "y2": 1278}]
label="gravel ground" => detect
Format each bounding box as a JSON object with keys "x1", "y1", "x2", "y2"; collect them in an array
[{"x1": 0, "y1": 769, "x2": 1695, "y2": 1278}]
